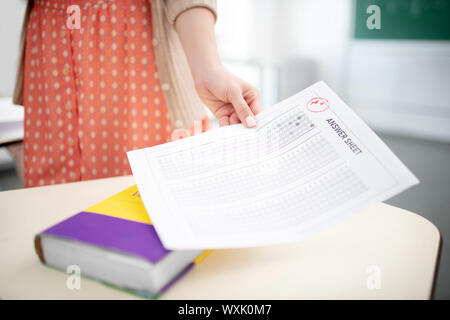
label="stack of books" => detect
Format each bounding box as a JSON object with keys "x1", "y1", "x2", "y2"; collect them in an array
[{"x1": 34, "y1": 185, "x2": 208, "y2": 298}]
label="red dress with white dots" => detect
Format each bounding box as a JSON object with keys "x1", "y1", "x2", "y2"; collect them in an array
[{"x1": 23, "y1": 0, "x2": 209, "y2": 187}]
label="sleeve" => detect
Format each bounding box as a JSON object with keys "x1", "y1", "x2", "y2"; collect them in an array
[{"x1": 164, "y1": 0, "x2": 217, "y2": 25}]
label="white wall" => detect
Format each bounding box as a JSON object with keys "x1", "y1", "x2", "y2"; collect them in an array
[
  {"x1": 216, "y1": 0, "x2": 353, "y2": 106},
  {"x1": 217, "y1": 0, "x2": 450, "y2": 142},
  {"x1": 348, "y1": 41, "x2": 450, "y2": 142},
  {"x1": 275, "y1": 0, "x2": 352, "y2": 96},
  {"x1": 0, "y1": 0, "x2": 27, "y2": 97}
]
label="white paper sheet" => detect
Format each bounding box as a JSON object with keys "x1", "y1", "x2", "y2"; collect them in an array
[{"x1": 127, "y1": 81, "x2": 419, "y2": 250}]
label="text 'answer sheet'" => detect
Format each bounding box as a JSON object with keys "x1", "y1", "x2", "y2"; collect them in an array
[{"x1": 127, "y1": 82, "x2": 419, "y2": 249}]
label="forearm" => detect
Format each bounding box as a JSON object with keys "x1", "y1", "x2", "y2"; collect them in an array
[
  {"x1": 174, "y1": 7, "x2": 221, "y2": 83},
  {"x1": 174, "y1": 6, "x2": 261, "y2": 128}
]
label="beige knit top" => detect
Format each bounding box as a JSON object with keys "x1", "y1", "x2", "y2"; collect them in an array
[{"x1": 13, "y1": 0, "x2": 217, "y2": 130}]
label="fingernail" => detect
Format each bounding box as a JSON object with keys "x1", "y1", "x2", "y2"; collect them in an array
[{"x1": 245, "y1": 116, "x2": 256, "y2": 128}]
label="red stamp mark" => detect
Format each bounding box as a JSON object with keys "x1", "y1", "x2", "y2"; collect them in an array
[{"x1": 306, "y1": 97, "x2": 329, "y2": 113}]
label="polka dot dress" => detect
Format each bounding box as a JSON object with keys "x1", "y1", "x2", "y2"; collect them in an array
[{"x1": 23, "y1": 0, "x2": 209, "y2": 187}]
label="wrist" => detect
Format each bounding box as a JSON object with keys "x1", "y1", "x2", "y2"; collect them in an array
[{"x1": 191, "y1": 61, "x2": 223, "y2": 85}]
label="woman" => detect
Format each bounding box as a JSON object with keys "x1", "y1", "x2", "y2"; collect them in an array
[{"x1": 14, "y1": 0, "x2": 261, "y2": 187}]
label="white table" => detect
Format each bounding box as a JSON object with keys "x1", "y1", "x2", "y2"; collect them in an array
[{"x1": 0, "y1": 175, "x2": 441, "y2": 299}]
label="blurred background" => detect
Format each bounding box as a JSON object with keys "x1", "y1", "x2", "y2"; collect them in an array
[{"x1": 1, "y1": 0, "x2": 449, "y2": 298}]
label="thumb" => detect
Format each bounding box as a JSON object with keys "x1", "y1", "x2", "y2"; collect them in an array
[{"x1": 228, "y1": 87, "x2": 257, "y2": 128}]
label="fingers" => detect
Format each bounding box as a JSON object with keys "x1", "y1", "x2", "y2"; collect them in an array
[
  {"x1": 210, "y1": 83, "x2": 261, "y2": 128},
  {"x1": 215, "y1": 104, "x2": 234, "y2": 118},
  {"x1": 219, "y1": 116, "x2": 230, "y2": 127},
  {"x1": 214, "y1": 105, "x2": 233, "y2": 127},
  {"x1": 229, "y1": 112, "x2": 241, "y2": 125},
  {"x1": 218, "y1": 113, "x2": 241, "y2": 127},
  {"x1": 216, "y1": 108, "x2": 240, "y2": 127},
  {"x1": 228, "y1": 86, "x2": 257, "y2": 128},
  {"x1": 246, "y1": 88, "x2": 262, "y2": 116}
]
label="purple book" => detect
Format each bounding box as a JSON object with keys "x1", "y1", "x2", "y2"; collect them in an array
[{"x1": 35, "y1": 186, "x2": 207, "y2": 298}]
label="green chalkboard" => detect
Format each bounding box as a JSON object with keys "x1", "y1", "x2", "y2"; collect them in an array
[{"x1": 354, "y1": 0, "x2": 450, "y2": 40}]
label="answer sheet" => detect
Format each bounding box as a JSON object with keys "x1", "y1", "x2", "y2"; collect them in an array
[{"x1": 127, "y1": 82, "x2": 419, "y2": 249}]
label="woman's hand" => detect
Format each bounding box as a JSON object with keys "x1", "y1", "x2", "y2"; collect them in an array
[
  {"x1": 175, "y1": 7, "x2": 261, "y2": 128},
  {"x1": 193, "y1": 65, "x2": 261, "y2": 127}
]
